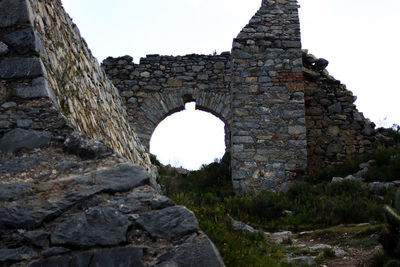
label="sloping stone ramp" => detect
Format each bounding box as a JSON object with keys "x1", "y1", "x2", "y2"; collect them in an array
[{"x1": 0, "y1": 161, "x2": 225, "y2": 266}]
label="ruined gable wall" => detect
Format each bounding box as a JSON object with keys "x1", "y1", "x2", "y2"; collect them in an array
[
  {"x1": 303, "y1": 51, "x2": 377, "y2": 170},
  {"x1": 102, "y1": 53, "x2": 232, "y2": 150},
  {"x1": 0, "y1": 0, "x2": 151, "y2": 171}
]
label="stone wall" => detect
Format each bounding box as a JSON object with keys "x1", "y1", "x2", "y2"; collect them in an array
[
  {"x1": 303, "y1": 50, "x2": 377, "y2": 170},
  {"x1": 0, "y1": 0, "x2": 151, "y2": 171},
  {"x1": 0, "y1": 0, "x2": 69, "y2": 139},
  {"x1": 102, "y1": 53, "x2": 232, "y2": 149},
  {"x1": 230, "y1": 0, "x2": 307, "y2": 192}
]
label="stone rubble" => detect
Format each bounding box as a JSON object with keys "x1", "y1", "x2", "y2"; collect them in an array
[{"x1": 0, "y1": 146, "x2": 225, "y2": 266}]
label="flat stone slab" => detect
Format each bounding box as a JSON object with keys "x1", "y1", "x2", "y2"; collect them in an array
[
  {"x1": 0, "y1": 128, "x2": 51, "y2": 153},
  {"x1": 51, "y1": 206, "x2": 130, "y2": 248},
  {"x1": 30, "y1": 247, "x2": 144, "y2": 267},
  {"x1": 136, "y1": 206, "x2": 199, "y2": 239},
  {"x1": 0, "y1": 0, "x2": 33, "y2": 28},
  {"x1": 0, "y1": 247, "x2": 36, "y2": 264},
  {"x1": 0, "y1": 57, "x2": 44, "y2": 79},
  {"x1": 0, "y1": 182, "x2": 33, "y2": 201},
  {"x1": 73, "y1": 163, "x2": 151, "y2": 193},
  {"x1": 0, "y1": 188, "x2": 101, "y2": 229},
  {"x1": 0, "y1": 156, "x2": 44, "y2": 174},
  {"x1": 158, "y1": 238, "x2": 225, "y2": 267}
]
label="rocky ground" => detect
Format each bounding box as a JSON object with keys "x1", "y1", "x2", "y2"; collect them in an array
[{"x1": 0, "y1": 131, "x2": 225, "y2": 267}]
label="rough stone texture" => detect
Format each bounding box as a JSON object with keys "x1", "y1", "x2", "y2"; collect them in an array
[
  {"x1": 0, "y1": 0, "x2": 152, "y2": 172},
  {"x1": 230, "y1": 0, "x2": 306, "y2": 192},
  {"x1": 102, "y1": 53, "x2": 232, "y2": 150},
  {"x1": 285, "y1": 256, "x2": 316, "y2": 266},
  {"x1": 0, "y1": 182, "x2": 33, "y2": 201},
  {"x1": 136, "y1": 206, "x2": 200, "y2": 239},
  {"x1": 30, "y1": 247, "x2": 144, "y2": 267},
  {"x1": 0, "y1": 148, "x2": 222, "y2": 266},
  {"x1": 158, "y1": 238, "x2": 225, "y2": 267},
  {"x1": 63, "y1": 131, "x2": 113, "y2": 159},
  {"x1": 0, "y1": 156, "x2": 44, "y2": 174},
  {"x1": 0, "y1": 0, "x2": 33, "y2": 28},
  {"x1": 51, "y1": 206, "x2": 131, "y2": 248},
  {"x1": 303, "y1": 50, "x2": 378, "y2": 170},
  {"x1": 0, "y1": 128, "x2": 51, "y2": 153},
  {"x1": 0, "y1": 57, "x2": 45, "y2": 79}
]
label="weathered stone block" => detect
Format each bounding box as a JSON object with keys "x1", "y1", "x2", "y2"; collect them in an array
[
  {"x1": 0, "y1": 0, "x2": 33, "y2": 28},
  {"x1": 0, "y1": 57, "x2": 45, "y2": 79}
]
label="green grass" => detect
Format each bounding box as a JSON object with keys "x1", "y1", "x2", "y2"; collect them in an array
[{"x1": 155, "y1": 150, "x2": 399, "y2": 266}]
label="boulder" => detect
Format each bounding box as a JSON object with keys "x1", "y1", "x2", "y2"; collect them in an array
[
  {"x1": 136, "y1": 206, "x2": 199, "y2": 239},
  {"x1": 157, "y1": 238, "x2": 225, "y2": 267},
  {"x1": 51, "y1": 206, "x2": 130, "y2": 248},
  {"x1": 0, "y1": 128, "x2": 51, "y2": 153},
  {"x1": 232, "y1": 220, "x2": 257, "y2": 233}
]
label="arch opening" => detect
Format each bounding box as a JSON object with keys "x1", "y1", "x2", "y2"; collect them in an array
[{"x1": 150, "y1": 102, "x2": 226, "y2": 170}]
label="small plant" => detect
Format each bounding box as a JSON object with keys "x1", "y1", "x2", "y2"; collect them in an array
[{"x1": 379, "y1": 190, "x2": 400, "y2": 260}]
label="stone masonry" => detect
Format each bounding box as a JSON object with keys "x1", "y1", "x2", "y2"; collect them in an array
[
  {"x1": 0, "y1": 0, "x2": 152, "y2": 172},
  {"x1": 230, "y1": 0, "x2": 306, "y2": 192},
  {"x1": 103, "y1": 53, "x2": 232, "y2": 150},
  {"x1": 1, "y1": 0, "x2": 382, "y2": 193},
  {"x1": 103, "y1": 0, "x2": 308, "y2": 192}
]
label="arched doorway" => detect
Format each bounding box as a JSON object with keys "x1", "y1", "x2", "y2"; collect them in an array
[{"x1": 150, "y1": 102, "x2": 226, "y2": 170}]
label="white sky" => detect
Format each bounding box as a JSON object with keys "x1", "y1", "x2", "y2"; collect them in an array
[{"x1": 62, "y1": 0, "x2": 400, "y2": 169}]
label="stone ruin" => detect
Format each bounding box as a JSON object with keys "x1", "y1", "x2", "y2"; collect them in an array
[
  {"x1": 0, "y1": 0, "x2": 387, "y2": 265},
  {"x1": 0, "y1": 0, "x2": 381, "y2": 191}
]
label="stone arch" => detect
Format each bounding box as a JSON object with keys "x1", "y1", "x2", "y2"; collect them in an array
[{"x1": 135, "y1": 90, "x2": 231, "y2": 151}]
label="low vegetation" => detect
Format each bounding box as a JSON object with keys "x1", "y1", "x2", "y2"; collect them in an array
[{"x1": 153, "y1": 127, "x2": 400, "y2": 266}]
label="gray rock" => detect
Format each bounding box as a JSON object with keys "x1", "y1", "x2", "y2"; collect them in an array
[
  {"x1": 1, "y1": 101, "x2": 16, "y2": 109},
  {"x1": 0, "y1": 247, "x2": 36, "y2": 263},
  {"x1": 24, "y1": 230, "x2": 49, "y2": 247},
  {"x1": 270, "y1": 231, "x2": 293, "y2": 244},
  {"x1": 31, "y1": 247, "x2": 144, "y2": 267},
  {"x1": 359, "y1": 162, "x2": 371, "y2": 169},
  {"x1": 332, "y1": 247, "x2": 348, "y2": 257},
  {"x1": 55, "y1": 161, "x2": 79, "y2": 173},
  {"x1": 0, "y1": 0, "x2": 33, "y2": 28},
  {"x1": 344, "y1": 175, "x2": 361, "y2": 181},
  {"x1": 136, "y1": 206, "x2": 199, "y2": 239},
  {"x1": 63, "y1": 132, "x2": 113, "y2": 159},
  {"x1": 51, "y1": 206, "x2": 130, "y2": 248},
  {"x1": 0, "y1": 188, "x2": 101, "y2": 229},
  {"x1": 0, "y1": 182, "x2": 32, "y2": 201},
  {"x1": 16, "y1": 77, "x2": 54, "y2": 99},
  {"x1": 151, "y1": 195, "x2": 175, "y2": 210},
  {"x1": 0, "y1": 41, "x2": 8, "y2": 55},
  {"x1": 331, "y1": 177, "x2": 344, "y2": 183},
  {"x1": 17, "y1": 119, "x2": 33, "y2": 128},
  {"x1": 313, "y1": 58, "x2": 329, "y2": 71},
  {"x1": 232, "y1": 220, "x2": 256, "y2": 233},
  {"x1": 41, "y1": 247, "x2": 71, "y2": 258},
  {"x1": 0, "y1": 128, "x2": 51, "y2": 153},
  {"x1": 30, "y1": 255, "x2": 71, "y2": 267},
  {"x1": 285, "y1": 256, "x2": 316, "y2": 266},
  {"x1": 0, "y1": 57, "x2": 45, "y2": 79},
  {"x1": 85, "y1": 247, "x2": 144, "y2": 267},
  {"x1": 3, "y1": 27, "x2": 44, "y2": 55},
  {"x1": 232, "y1": 50, "x2": 252, "y2": 59},
  {"x1": 0, "y1": 120, "x2": 10, "y2": 128},
  {"x1": 110, "y1": 194, "x2": 145, "y2": 214},
  {"x1": 158, "y1": 238, "x2": 225, "y2": 267},
  {"x1": 309, "y1": 244, "x2": 332, "y2": 251},
  {"x1": 0, "y1": 156, "x2": 44, "y2": 174},
  {"x1": 73, "y1": 163, "x2": 151, "y2": 193}
]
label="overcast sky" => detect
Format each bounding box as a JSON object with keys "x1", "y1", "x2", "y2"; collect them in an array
[{"x1": 62, "y1": 0, "x2": 400, "y2": 169}]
